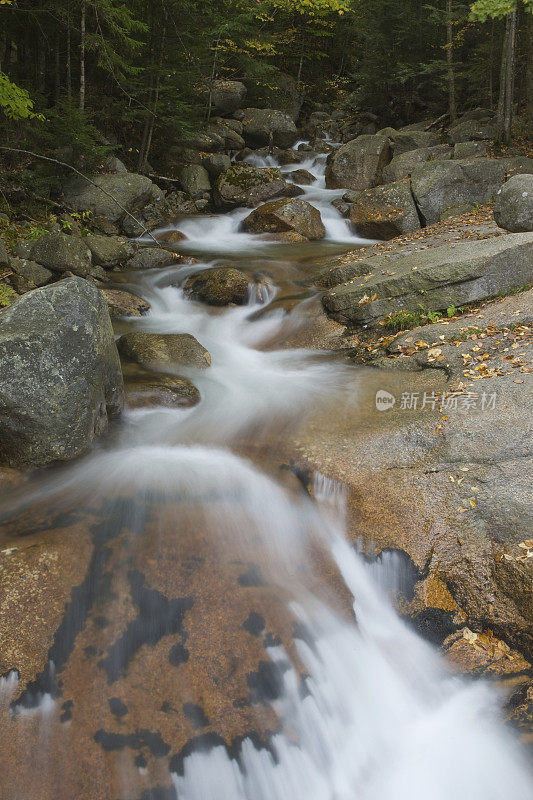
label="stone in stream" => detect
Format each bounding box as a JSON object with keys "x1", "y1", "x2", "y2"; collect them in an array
[
  {"x1": 411, "y1": 156, "x2": 533, "y2": 225},
  {"x1": 86, "y1": 234, "x2": 135, "y2": 269},
  {"x1": 183, "y1": 266, "x2": 252, "y2": 306},
  {"x1": 0, "y1": 277, "x2": 123, "y2": 467},
  {"x1": 213, "y1": 163, "x2": 302, "y2": 209},
  {"x1": 325, "y1": 135, "x2": 392, "y2": 191},
  {"x1": 241, "y1": 198, "x2": 326, "y2": 241},
  {"x1": 157, "y1": 229, "x2": 189, "y2": 244},
  {"x1": 349, "y1": 180, "x2": 421, "y2": 240},
  {"x1": 494, "y1": 174, "x2": 533, "y2": 233},
  {"x1": 30, "y1": 232, "x2": 92, "y2": 277},
  {"x1": 124, "y1": 372, "x2": 201, "y2": 409},
  {"x1": 63, "y1": 172, "x2": 162, "y2": 224},
  {"x1": 117, "y1": 332, "x2": 211, "y2": 369},
  {"x1": 285, "y1": 169, "x2": 316, "y2": 186},
  {"x1": 241, "y1": 107, "x2": 298, "y2": 149},
  {"x1": 100, "y1": 288, "x2": 151, "y2": 319},
  {"x1": 382, "y1": 144, "x2": 452, "y2": 183},
  {"x1": 322, "y1": 232, "x2": 533, "y2": 326},
  {"x1": 124, "y1": 248, "x2": 182, "y2": 271}
]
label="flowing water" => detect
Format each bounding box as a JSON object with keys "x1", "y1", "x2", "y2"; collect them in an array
[{"x1": 0, "y1": 144, "x2": 531, "y2": 800}]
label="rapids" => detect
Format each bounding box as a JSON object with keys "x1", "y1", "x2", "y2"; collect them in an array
[{"x1": 0, "y1": 143, "x2": 531, "y2": 800}]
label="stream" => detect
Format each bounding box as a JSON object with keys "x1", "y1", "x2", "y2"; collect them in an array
[{"x1": 0, "y1": 143, "x2": 532, "y2": 800}]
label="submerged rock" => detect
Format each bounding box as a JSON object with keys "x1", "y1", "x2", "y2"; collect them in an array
[
  {"x1": 325, "y1": 135, "x2": 391, "y2": 191},
  {"x1": 0, "y1": 277, "x2": 123, "y2": 467},
  {"x1": 242, "y1": 198, "x2": 326, "y2": 240},
  {"x1": 349, "y1": 180, "x2": 421, "y2": 240},
  {"x1": 184, "y1": 266, "x2": 252, "y2": 306},
  {"x1": 117, "y1": 332, "x2": 211, "y2": 369},
  {"x1": 494, "y1": 174, "x2": 533, "y2": 233},
  {"x1": 125, "y1": 373, "x2": 201, "y2": 409},
  {"x1": 323, "y1": 232, "x2": 533, "y2": 325},
  {"x1": 30, "y1": 232, "x2": 92, "y2": 277},
  {"x1": 213, "y1": 164, "x2": 301, "y2": 209}
]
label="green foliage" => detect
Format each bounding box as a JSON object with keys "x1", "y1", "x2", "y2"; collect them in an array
[
  {"x1": 470, "y1": 0, "x2": 532, "y2": 21},
  {"x1": 0, "y1": 283, "x2": 18, "y2": 308},
  {"x1": 0, "y1": 73, "x2": 42, "y2": 120}
]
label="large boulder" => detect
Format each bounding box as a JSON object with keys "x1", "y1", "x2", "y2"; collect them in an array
[
  {"x1": 349, "y1": 180, "x2": 421, "y2": 240},
  {"x1": 178, "y1": 164, "x2": 211, "y2": 199},
  {"x1": 411, "y1": 157, "x2": 533, "y2": 225},
  {"x1": 30, "y1": 232, "x2": 92, "y2": 277},
  {"x1": 183, "y1": 267, "x2": 251, "y2": 306},
  {"x1": 203, "y1": 80, "x2": 247, "y2": 115},
  {"x1": 0, "y1": 278, "x2": 123, "y2": 467},
  {"x1": 494, "y1": 174, "x2": 533, "y2": 233},
  {"x1": 241, "y1": 108, "x2": 298, "y2": 149},
  {"x1": 121, "y1": 191, "x2": 197, "y2": 238},
  {"x1": 325, "y1": 135, "x2": 392, "y2": 191},
  {"x1": 382, "y1": 145, "x2": 452, "y2": 183},
  {"x1": 453, "y1": 141, "x2": 489, "y2": 159},
  {"x1": 378, "y1": 128, "x2": 441, "y2": 155},
  {"x1": 322, "y1": 233, "x2": 533, "y2": 326},
  {"x1": 117, "y1": 332, "x2": 211, "y2": 369},
  {"x1": 63, "y1": 173, "x2": 161, "y2": 224},
  {"x1": 242, "y1": 198, "x2": 326, "y2": 240},
  {"x1": 213, "y1": 163, "x2": 301, "y2": 209},
  {"x1": 447, "y1": 119, "x2": 498, "y2": 144}
]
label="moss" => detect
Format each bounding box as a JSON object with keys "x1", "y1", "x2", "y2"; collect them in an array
[{"x1": 0, "y1": 283, "x2": 18, "y2": 307}]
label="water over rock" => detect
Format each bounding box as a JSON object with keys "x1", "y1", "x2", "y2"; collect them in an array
[
  {"x1": 183, "y1": 266, "x2": 252, "y2": 306},
  {"x1": 242, "y1": 198, "x2": 326, "y2": 240},
  {"x1": 124, "y1": 373, "x2": 201, "y2": 409},
  {"x1": 0, "y1": 277, "x2": 123, "y2": 467}
]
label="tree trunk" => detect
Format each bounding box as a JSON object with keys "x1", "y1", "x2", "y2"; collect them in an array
[
  {"x1": 526, "y1": 11, "x2": 533, "y2": 130},
  {"x1": 496, "y1": 10, "x2": 517, "y2": 144},
  {"x1": 79, "y1": 0, "x2": 86, "y2": 111},
  {"x1": 66, "y1": 5, "x2": 72, "y2": 102},
  {"x1": 446, "y1": 0, "x2": 457, "y2": 123}
]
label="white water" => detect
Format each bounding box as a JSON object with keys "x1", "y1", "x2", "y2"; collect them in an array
[{"x1": 1, "y1": 138, "x2": 532, "y2": 800}]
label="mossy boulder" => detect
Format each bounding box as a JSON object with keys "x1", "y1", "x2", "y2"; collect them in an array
[
  {"x1": 183, "y1": 267, "x2": 251, "y2": 306},
  {"x1": 86, "y1": 234, "x2": 134, "y2": 269},
  {"x1": 117, "y1": 332, "x2": 211, "y2": 369},
  {"x1": 213, "y1": 163, "x2": 301, "y2": 209},
  {"x1": 242, "y1": 198, "x2": 326, "y2": 240},
  {"x1": 30, "y1": 232, "x2": 92, "y2": 277}
]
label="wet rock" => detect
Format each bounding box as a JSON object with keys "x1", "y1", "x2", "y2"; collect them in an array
[
  {"x1": 30, "y1": 232, "x2": 92, "y2": 277},
  {"x1": 124, "y1": 248, "x2": 181, "y2": 271},
  {"x1": 276, "y1": 150, "x2": 308, "y2": 166},
  {"x1": 447, "y1": 118, "x2": 497, "y2": 144},
  {"x1": 349, "y1": 180, "x2": 421, "y2": 239},
  {"x1": 101, "y1": 288, "x2": 151, "y2": 318},
  {"x1": 117, "y1": 332, "x2": 211, "y2": 369},
  {"x1": 86, "y1": 234, "x2": 134, "y2": 269},
  {"x1": 183, "y1": 266, "x2": 251, "y2": 306},
  {"x1": 323, "y1": 232, "x2": 533, "y2": 326},
  {"x1": 0, "y1": 277, "x2": 123, "y2": 467},
  {"x1": 242, "y1": 198, "x2": 326, "y2": 240},
  {"x1": 125, "y1": 373, "x2": 201, "y2": 409},
  {"x1": 331, "y1": 198, "x2": 351, "y2": 217},
  {"x1": 63, "y1": 173, "x2": 161, "y2": 224},
  {"x1": 494, "y1": 174, "x2": 533, "y2": 233},
  {"x1": 178, "y1": 165, "x2": 211, "y2": 199},
  {"x1": 157, "y1": 230, "x2": 188, "y2": 244},
  {"x1": 453, "y1": 141, "x2": 489, "y2": 159},
  {"x1": 285, "y1": 169, "x2": 316, "y2": 185},
  {"x1": 7, "y1": 257, "x2": 52, "y2": 287},
  {"x1": 325, "y1": 135, "x2": 391, "y2": 191},
  {"x1": 382, "y1": 145, "x2": 452, "y2": 183},
  {"x1": 411, "y1": 157, "x2": 533, "y2": 225},
  {"x1": 202, "y1": 153, "x2": 231, "y2": 180},
  {"x1": 241, "y1": 108, "x2": 298, "y2": 149},
  {"x1": 213, "y1": 164, "x2": 301, "y2": 209}
]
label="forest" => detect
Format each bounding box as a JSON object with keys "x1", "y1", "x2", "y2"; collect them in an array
[{"x1": 1, "y1": 0, "x2": 532, "y2": 178}]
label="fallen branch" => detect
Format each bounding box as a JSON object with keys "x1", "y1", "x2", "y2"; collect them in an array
[{"x1": 0, "y1": 147, "x2": 161, "y2": 247}]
